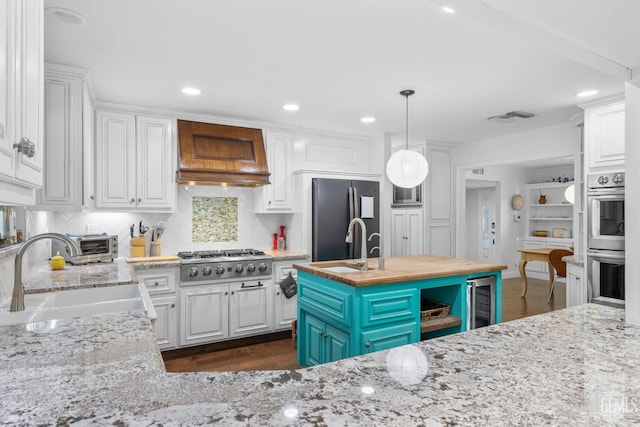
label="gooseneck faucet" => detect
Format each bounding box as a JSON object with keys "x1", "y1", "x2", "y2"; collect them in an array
[
  {"x1": 345, "y1": 218, "x2": 368, "y2": 272},
  {"x1": 368, "y1": 232, "x2": 384, "y2": 270},
  {"x1": 10, "y1": 233, "x2": 79, "y2": 312}
]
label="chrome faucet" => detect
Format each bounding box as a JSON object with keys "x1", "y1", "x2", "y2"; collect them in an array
[
  {"x1": 10, "y1": 233, "x2": 79, "y2": 312},
  {"x1": 345, "y1": 218, "x2": 368, "y2": 272},
  {"x1": 368, "y1": 232, "x2": 384, "y2": 270}
]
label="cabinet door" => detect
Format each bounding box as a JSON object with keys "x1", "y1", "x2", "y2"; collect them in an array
[
  {"x1": 406, "y1": 209, "x2": 424, "y2": 256},
  {"x1": 274, "y1": 289, "x2": 298, "y2": 330},
  {"x1": 95, "y1": 110, "x2": 136, "y2": 208},
  {"x1": 360, "y1": 322, "x2": 418, "y2": 354},
  {"x1": 391, "y1": 210, "x2": 406, "y2": 256},
  {"x1": 13, "y1": 0, "x2": 43, "y2": 188},
  {"x1": 229, "y1": 281, "x2": 273, "y2": 337},
  {"x1": 303, "y1": 313, "x2": 326, "y2": 366},
  {"x1": 82, "y1": 82, "x2": 94, "y2": 208},
  {"x1": 0, "y1": 0, "x2": 15, "y2": 182},
  {"x1": 136, "y1": 115, "x2": 175, "y2": 210},
  {"x1": 37, "y1": 71, "x2": 83, "y2": 210},
  {"x1": 326, "y1": 324, "x2": 350, "y2": 362},
  {"x1": 180, "y1": 285, "x2": 228, "y2": 346},
  {"x1": 256, "y1": 130, "x2": 292, "y2": 211},
  {"x1": 587, "y1": 101, "x2": 625, "y2": 170},
  {"x1": 151, "y1": 295, "x2": 177, "y2": 350}
]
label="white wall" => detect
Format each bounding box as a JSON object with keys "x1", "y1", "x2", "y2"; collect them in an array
[{"x1": 625, "y1": 82, "x2": 640, "y2": 326}]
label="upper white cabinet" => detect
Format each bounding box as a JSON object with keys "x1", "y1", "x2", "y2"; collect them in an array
[
  {"x1": 95, "y1": 110, "x2": 176, "y2": 211},
  {"x1": 36, "y1": 66, "x2": 84, "y2": 210},
  {"x1": 584, "y1": 99, "x2": 625, "y2": 171},
  {"x1": 0, "y1": 0, "x2": 43, "y2": 205},
  {"x1": 255, "y1": 130, "x2": 293, "y2": 212}
]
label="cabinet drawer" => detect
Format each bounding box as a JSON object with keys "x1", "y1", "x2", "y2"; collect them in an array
[
  {"x1": 361, "y1": 289, "x2": 418, "y2": 329},
  {"x1": 275, "y1": 265, "x2": 297, "y2": 282},
  {"x1": 360, "y1": 322, "x2": 418, "y2": 354},
  {"x1": 298, "y1": 277, "x2": 351, "y2": 327},
  {"x1": 136, "y1": 268, "x2": 177, "y2": 295}
]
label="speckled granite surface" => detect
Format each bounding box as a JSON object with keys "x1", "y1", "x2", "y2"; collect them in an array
[
  {"x1": 2, "y1": 304, "x2": 639, "y2": 425},
  {"x1": 564, "y1": 255, "x2": 585, "y2": 267},
  {"x1": 21, "y1": 258, "x2": 137, "y2": 294},
  {"x1": 264, "y1": 249, "x2": 309, "y2": 261}
]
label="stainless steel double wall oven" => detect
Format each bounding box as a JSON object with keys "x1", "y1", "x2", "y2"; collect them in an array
[{"x1": 587, "y1": 172, "x2": 625, "y2": 308}]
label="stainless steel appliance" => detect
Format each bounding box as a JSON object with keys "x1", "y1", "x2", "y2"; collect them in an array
[
  {"x1": 392, "y1": 183, "x2": 422, "y2": 207},
  {"x1": 312, "y1": 178, "x2": 380, "y2": 261},
  {"x1": 51, "y1": 234, "x2": 118, "y2": 264},
  {"x1": 587, "y1": 172, "x2": 625, "y2": 251},
  {"x1": 587, "y1": 171, "x2": 625, "y2": 308},
  {"x1": 178, "y1": 249, "x2": 273, "y2": 284},
  {"x1": 466, "y1": 276, "x2": 495, "y2": 329}
]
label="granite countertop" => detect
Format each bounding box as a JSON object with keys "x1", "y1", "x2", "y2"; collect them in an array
[
  {"x1": 294, "y1": 254, "x2": 508, "y2": 287},
  {"x1": 564, "y1": 255, "x2": 585, "y2": 267},
  {"x1": 22, "y1": 258, "x2": 137, "y2": 294},
  {"x1": 2, "y1": 303, "x2": 639, "y2": 425},
  {"x1": 263, "y1": 249, "x2": 309, "y2": 261}
]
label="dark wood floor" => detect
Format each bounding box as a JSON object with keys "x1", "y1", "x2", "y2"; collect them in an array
[{"x1": 162, "y1": 276, "x2": 565, "y2": 373}]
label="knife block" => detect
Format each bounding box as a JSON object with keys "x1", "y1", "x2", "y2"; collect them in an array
[{"x1": 130, "y1": 236, "x2": 147, "y2": 258}]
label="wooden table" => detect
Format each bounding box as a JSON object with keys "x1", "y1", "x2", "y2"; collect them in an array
[{"x1": 517, "y1": 248, "x2": 555, "y2": 298}]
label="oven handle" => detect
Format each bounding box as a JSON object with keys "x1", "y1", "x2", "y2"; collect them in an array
[
  {"x1": 587, "y1": 251, "x2": 625, "y2": 261},
  {"x1": 241, "y1": 281, "x2": 265, "y2": 288}
]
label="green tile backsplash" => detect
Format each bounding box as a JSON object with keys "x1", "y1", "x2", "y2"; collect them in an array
[{"x1": 192, "y1": 196, "x2": 238, "y2": 242}]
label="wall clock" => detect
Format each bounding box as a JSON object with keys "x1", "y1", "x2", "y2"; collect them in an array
[{"x1": 512, "y1": 194, "x2": 524, "y2": 210}]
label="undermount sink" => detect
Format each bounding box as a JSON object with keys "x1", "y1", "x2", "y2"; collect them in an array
[
  {"x1": 321, "y1": 266, "x2": 362, "y2": 273},
  {"x1": 0, "y1": 283, "x2": 155, "y2": 326}
]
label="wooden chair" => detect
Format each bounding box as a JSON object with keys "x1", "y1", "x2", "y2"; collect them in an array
[{"x1": 547, "y1": 249, "x2": 573, "y2": 303}]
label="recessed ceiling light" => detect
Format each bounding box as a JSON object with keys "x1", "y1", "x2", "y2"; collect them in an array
[
  {"x1": 361, "y1": 116, "x2": 376, "y2": 124},
  {"x1": 283, "y1": 104, "x2": 300, "y2": 111},
  {"x1": 45, "y1": 7, "x2": 87, "y2": 26},
  {"x1": 575, "y1": 89, "x2": 599, "y2": 98},
  {"x1": 441, "y1": 6, "x2": 456, "y2": 14},
  {"x1": 182, "y1": 87, "x2": 201, "y2": 96}
]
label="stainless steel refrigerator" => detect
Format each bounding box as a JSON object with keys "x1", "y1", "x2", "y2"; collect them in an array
[{"x1": 312, "y1": 178, "x2": 380, "y2": 262}]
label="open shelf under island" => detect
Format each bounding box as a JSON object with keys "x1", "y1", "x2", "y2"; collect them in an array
[{"x1": 293, "y1": 255, "x2": 507, "y2": 366}]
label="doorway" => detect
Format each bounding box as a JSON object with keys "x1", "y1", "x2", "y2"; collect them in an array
[{"x1": 465, "y1": 182, "x2": 499, "y2": 264}]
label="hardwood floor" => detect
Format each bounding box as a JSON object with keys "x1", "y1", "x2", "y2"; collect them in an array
[{"x1": 162, "y1": 276, "x2": 565, "y2": 373}]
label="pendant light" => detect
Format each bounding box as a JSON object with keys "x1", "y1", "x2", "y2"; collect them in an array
[{"x1": 386, "y1": 90, "x2": 429, "y2": 189}]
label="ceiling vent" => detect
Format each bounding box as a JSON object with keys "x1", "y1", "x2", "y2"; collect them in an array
[{"x1": 487, "y1": 110, "x2": 535, "y2": 123}]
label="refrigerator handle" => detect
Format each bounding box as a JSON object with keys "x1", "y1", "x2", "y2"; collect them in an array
[
  {"x1": 348, "y1": 187, "x2": 355, "y2": 259},
  {"x1": 353, "y1": 187, "x2": 360, "y2": 219}
]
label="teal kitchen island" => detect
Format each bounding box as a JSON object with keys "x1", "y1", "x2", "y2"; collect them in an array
[{"x1": 293, "y1": 255, "x2": 508, "y2": 366}]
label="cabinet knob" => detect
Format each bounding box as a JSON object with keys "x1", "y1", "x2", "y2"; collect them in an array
[
  {"x1": 89, "y1": 195, "x2": 95, "y2": 201},
  {"x1": 171, "y1": 304, "x2": 175, "y2": 308},
  {"x1": 364, "y1": 342, "x2": 371, "y2": 349},
  {"x1": 13, "y1": 137, "x2": 35, "y2": 158},
  {"x1": 225, "y1": 291, "x2": 228, "y2": 295},
  {"x1": 276, "y1": 291, "x2": 280, "y2": 295},
  {"x1": 154, "y1": 282, "x2": 159, "y2": 286},
  {"x1": 138, "y1": 198, "x2": 142, "y2": 203},
  {"x1": 130, "y1": 198, "x2": 135, "y2": 203}
]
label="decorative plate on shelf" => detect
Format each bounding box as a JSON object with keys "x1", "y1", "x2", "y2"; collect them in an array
[{"x1": 511, "y1": 194, "x2": 524, "y2": 210}]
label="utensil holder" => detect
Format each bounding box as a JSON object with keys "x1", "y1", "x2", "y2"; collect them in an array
[
  {"x1": 130, "y1": 236, "x2": 147, "y2": 258},
  {"x1": 150, "y1": 240, "x2": 161, "y2": 257}
]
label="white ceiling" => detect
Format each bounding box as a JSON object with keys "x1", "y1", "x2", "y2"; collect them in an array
[{"x1": 43, "y1": 0, "x2": 639, "y2": 143}]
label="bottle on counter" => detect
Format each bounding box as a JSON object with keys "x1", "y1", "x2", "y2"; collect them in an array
[{"x1": 279, "y1": 225, "x2": 286, "y2": 251}]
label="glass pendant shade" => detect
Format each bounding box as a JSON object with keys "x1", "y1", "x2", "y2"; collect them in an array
[{"x1": 386, "y1": 149, "x2": 429, "y2": 188}]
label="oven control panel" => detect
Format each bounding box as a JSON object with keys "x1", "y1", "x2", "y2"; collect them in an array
[{"x1": 588, "y1": 172, "x2": 624, "y2": 189}]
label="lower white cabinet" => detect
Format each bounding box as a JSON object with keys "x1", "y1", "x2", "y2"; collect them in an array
[
  {"x1": 136, "y1": 266, "x2": 179, "y2": 350},
  {"x1": 273, "y1": 261, "x2": 299, "y2": 330},
  {"x1": 566, "y1": 262, "x2": 587, "y2": 308},
  {"x1": 180, "y1": 280, "x2": 273, "y2": 347}
]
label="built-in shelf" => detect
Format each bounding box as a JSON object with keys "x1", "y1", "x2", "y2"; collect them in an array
[
  {"x1": 525, "y1": 182, "x2": 574, "y2": 241},
  {"x1": 420, "y1": 315, "x2": 461, "y2": 334}
]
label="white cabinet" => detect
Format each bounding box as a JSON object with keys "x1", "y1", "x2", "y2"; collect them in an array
[
  {"x1": 255, "y1": 130, "x2": 293, "y2": 212},
  {"x1": 273, "y1": 261, "x2": 299, "y2": 330},
  {"x1": 180, "y1": 280, "x2": 273, "y2": 347},
  {"x1": 391, "y1": 208, "x2": 424, "y2": 256},
  {"x1": 525, "y1": 182, "x2": 574, "y2": 244},
  {"x1": 36, "y1": 66, "x2": 84, "y2": 210},
  {"x1": 95, "y1": 110, "x2": 176, "y2": 212},
  {"x1": 0, "y1": 0, "x2": 43, "y2": 205},
  {"x1": 566, "y1": 261, "x2": 587, "y2": 308},
  {"x1": 229, "y1": 281, "x2": 273, "y2": 337},
  {"x1": 136, "y1": 266, "x2": 179, "y2": 350},
  {"x1": 584, "y1": 100, "x2": 625, "y2": 171}
]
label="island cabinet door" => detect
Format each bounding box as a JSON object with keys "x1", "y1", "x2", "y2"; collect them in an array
[
  {"x1": 360, "y1": 322, "x2": 418, "y2": 354},
  {"x1": 302, "y1": 312, "x2": 351, "y2": 366}
]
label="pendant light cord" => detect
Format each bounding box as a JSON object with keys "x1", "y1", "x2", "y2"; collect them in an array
[{"x1": 399, "y1": 89, "x2": 414, "y2": 150}]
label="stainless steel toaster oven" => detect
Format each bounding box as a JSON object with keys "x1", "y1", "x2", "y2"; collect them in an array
[{"x1": 51, "y1": 234, "x2": 118, "y2": 264}]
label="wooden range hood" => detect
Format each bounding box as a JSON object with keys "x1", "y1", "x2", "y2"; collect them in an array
[{"x1": 176, "y1": 120, "x2": 270, "y2": 186}]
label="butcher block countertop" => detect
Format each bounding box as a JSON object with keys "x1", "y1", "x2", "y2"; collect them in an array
[{"x1": 293, "y1": 254, "x2": 508, "y2": 287}]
